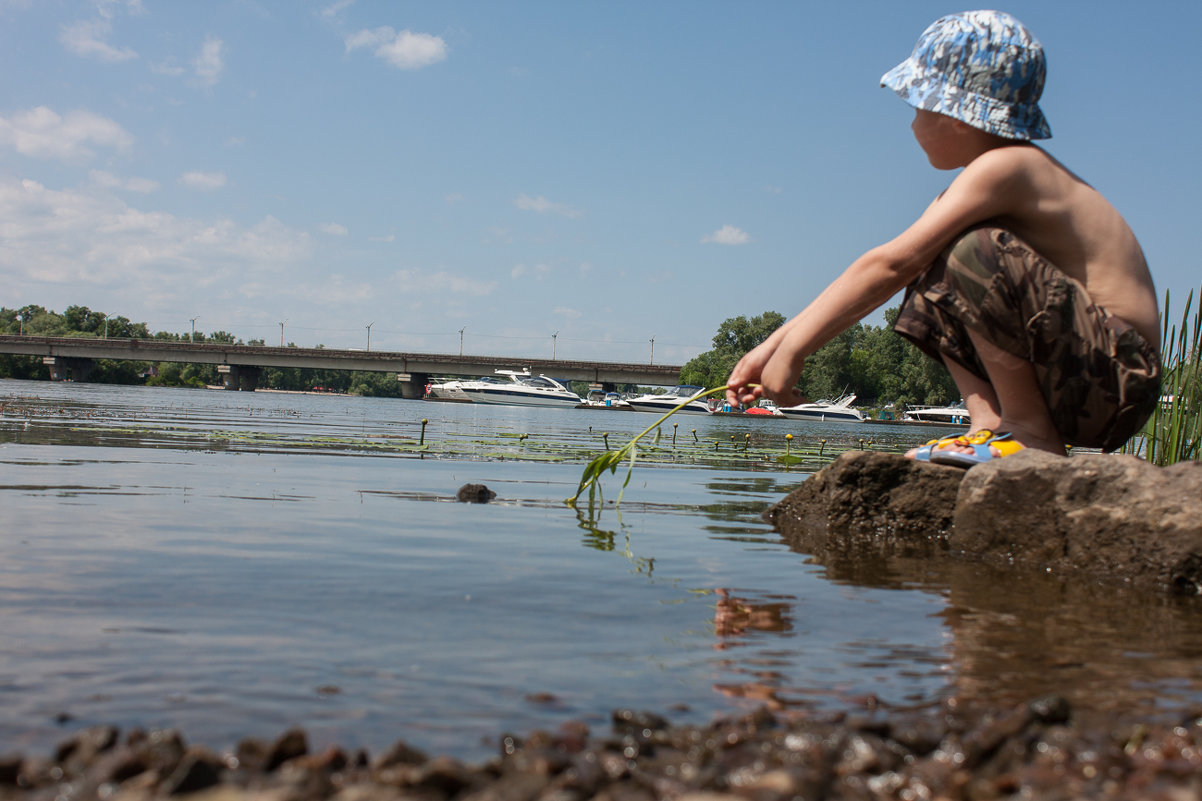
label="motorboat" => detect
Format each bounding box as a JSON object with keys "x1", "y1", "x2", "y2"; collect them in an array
[
  {"x1": 744, "y1": 399, "x2": 783, "y2": 416},
  {"x1": 902, "y1": 400, "x2": 970, "y2": 425},
  {"x1": 579, "y1": 389, "x2": 632, "y2": 409},
  {"x1": 777, "y1": 393, "x2": 866, "y2": 423},
  {"x1": 624, "y1": 385, "x2": 713, "y2": 415},
  {"x1": 424, "y1": 379, "x2": 475, "y2": 401},
  {"x1": 455, "y1": 369, "x2": 584, "y2": 407}
]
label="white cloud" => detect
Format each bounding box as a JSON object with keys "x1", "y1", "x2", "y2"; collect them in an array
[
  {"x1": 701, "y1": 224, "x2": 750, "y2": 245},
  {"x1": 319, "y1": 222, "x2": 348, "y2": 236},
  {"x1": 149, "y1": 59, "x2": 185, "y2": 77},
  {"x1": 0, "y1": 178, "x2": 310, "y2": 293},
  {"x1": 90, "y1": 169, "x2": 158, "y2": 193},
  {"x1": 320, "y1": 0, "x2": 354, "y2": 19},
  {"x1": 391, "y1": 267, "x2": 496, "y2": 296},
  {"x1": 510, "y1": 263, "x2": 551, "y2": 280},
  {"x1": 59, "y1": 18, "x2": 137, "y2": 62},
  {"x1": 179, "y1": 171, "x2": 227, "y2": 191},
  {"x1": 345, "y1": 27, "x2": 447, "y2": 70},
  {"x1": 514, "y1": 193, "x2": 581, "y2": 219},
  {"x1": 553, "y1": 306, "x2": 582, "y2": 320},
  {"x1": 0, "y1": 107, "x2": 132, "y2": 161},
  {"x1": 193, "y1": 36, "x2": 225, "y2": 86},
  {"x1": 96, "y1": 0, "x2": 145, "y2": 18}
]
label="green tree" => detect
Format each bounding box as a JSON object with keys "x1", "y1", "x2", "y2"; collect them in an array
[{"x1": 680, "y1": 311, "x2": 786, "y2": 388}]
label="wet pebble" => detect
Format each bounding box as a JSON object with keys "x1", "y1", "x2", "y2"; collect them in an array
[{"x1": 7, "y1": 697, "x2": 1202, "y2": 800}]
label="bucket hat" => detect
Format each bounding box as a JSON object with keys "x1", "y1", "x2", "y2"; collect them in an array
[{"x1": 881, "y1": 10, "x2": 1051, "y2": 140}]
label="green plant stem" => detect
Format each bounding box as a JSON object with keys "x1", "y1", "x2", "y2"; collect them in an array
[{"x1": 565, "y1": 384, "x2": 732, "y2": 508}]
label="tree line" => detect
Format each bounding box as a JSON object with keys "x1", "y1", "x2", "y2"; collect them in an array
[
  {"x1": 0, "y1": 304, "x2": 404, "y2": 397},
  {"x1": 679, "y1": 308, "x2": 958, "y2": 409}
]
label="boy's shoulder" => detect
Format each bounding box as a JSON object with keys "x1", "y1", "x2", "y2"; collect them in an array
[
  {"x1": 951, "y1": 142, "x2": 1090, "y2": 216},
  {"x1": 961, "y1": 143, "x2": 1059, "y2": 185}
]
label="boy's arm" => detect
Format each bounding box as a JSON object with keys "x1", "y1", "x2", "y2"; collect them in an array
[{"x1": 727, "y1": 148, "x2": 1028, "y2": 406}]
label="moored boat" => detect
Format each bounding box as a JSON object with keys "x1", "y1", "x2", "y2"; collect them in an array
[
  {"x1": 902, "y1": 400, "x2": 970, "y2": 425},
  {"x1": 579, "y1": 389, "x2": 632, "y2": 409},
  {"x1": 456, "y1": 369, "x2": 583, "y2": 408},
  {"x1": 624, "y1": 385, "x2": 713, "y2": 415},
  {"x1": 777, "y1": 393, "x2": 866, "y2": 423}
]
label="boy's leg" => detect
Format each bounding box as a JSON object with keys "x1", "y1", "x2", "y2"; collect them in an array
[
  {"x1": 896, "y1": 225, "x2": 1160, "y2": 455},
  {"x1": 903, "y1": 357, "x2": 1001, "y2": 458},
  {"x1": 939, "y1": 333, "x2": 1066, "y2": 457}
]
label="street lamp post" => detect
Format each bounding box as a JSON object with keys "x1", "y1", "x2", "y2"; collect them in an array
[
  {"x1": 279, "y1": 319, "x2": 287, "y2": 347},
  {"x1": 366, "y1": 322, "x2": 374, "y2": 351},
  {"x1": 649, "y1": 336, "x2": 654, "y2": 365},
  {"x1": 459, "y1": 326, "x2": 465, "y2": 356},
  {"x1": 190, "y1": 316, "x2": 199, "y2": 343},
  {"x1": 552, "y1": 331, "x2": 559, "y2": 360}
]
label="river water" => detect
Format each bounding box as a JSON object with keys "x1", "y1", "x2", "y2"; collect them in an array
[{"x1": 2, "y1": 379, "x2": 1201, "y2": 761}]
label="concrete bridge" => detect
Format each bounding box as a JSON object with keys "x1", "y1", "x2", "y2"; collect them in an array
[{"x1": 0, "y1": 335, "x2": 684, "y2": 398}]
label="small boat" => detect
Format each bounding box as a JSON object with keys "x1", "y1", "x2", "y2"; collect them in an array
[
  {"x1": 424, "y1": 379, "x2": 476, "y2": 402},
  {"x1": 902, "y1": 400, "x2": 970, "y2": 425},
  {"x1": 777, "y1": 393, "x2": 866, "y2": 423},
  {"x1": 624, "y1": 385, "x2": 713, "y2": 415},
  {"x1": 579, "y1": 389, "x2": 632, "y2": 409},
  {"x1": 456, "y1": 369, "x2": 583, "y2": 408},
  {"x1": 744, "y1": 399, "x2": 783, "y2": 416}
]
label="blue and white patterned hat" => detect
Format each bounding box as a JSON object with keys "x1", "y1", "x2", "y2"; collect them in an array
[{"x1": 881, "y1": 10, "x2": 1051, "y2": 141}]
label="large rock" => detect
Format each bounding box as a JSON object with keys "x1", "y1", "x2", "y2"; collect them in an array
[
  {"x1": 765, "y1": 449, "x2": 1202, "y2": 593},
  {"x1": 764, "y1": 451, "x2": 964, "y2": 558},
  {"x1": 953, "y1": 449, "x2": 1202, "y2": 591}
]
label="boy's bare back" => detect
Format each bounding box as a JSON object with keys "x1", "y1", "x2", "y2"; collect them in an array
[{"x1": 952, "y1": 142, "x2": 1160, "y2": 349}]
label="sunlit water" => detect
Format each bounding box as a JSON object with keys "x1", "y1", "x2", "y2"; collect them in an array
[{"x1": 2, "y1": 380, "x2": 1201, "y2": 761}]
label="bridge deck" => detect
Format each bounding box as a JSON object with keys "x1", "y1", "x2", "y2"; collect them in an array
[{"x1": 0, "y1": 335, "x2": 684, "y2": 386}]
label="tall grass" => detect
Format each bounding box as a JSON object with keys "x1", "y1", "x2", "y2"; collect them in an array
[{"x1": 1121, "y1": 287, "x2": 1201, "y2": 465}]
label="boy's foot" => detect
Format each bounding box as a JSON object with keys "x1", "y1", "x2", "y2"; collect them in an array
[
  {"x1": 905, "y1": 432, "x2": 967, "y2": 461},
  {"x1": 928, "y1": 429, "x2": 1024, "y2": 467},
  {"x1": 925, "y1": 428, "x2": 1066, "y2": 466}
]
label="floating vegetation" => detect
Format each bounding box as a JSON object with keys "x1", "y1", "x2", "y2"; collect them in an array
[{"x1": 2, "y1": 390, "x2": 892, "y2": 475}]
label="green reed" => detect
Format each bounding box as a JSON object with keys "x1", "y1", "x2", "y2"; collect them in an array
[{"x1": 1121, "y1": 287, "x2": 1201, "y2": 465}]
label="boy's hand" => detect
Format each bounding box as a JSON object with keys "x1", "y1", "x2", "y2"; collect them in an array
[{"x1": 726, "y1": 338, "x2": 804, "y2": 408}]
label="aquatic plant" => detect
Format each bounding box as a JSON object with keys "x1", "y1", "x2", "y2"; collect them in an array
[
  {"x1": 1121, "y1": 287, "x2": 1201, "y2": 465},
  {"x1": 566, "y1": 385, "x2": 729, "y2": 509}
]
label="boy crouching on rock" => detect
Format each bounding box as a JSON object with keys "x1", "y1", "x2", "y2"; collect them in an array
[{"x1": 726, "y1": 9, "x2": 1161, "y2": 466}]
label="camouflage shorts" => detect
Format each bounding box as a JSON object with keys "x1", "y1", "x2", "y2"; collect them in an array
[{"x1": 894, "y1": 226, "x2": 1161, "y2": 451}]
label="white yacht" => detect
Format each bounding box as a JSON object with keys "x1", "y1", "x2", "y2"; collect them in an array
[
  {"x1": 624, "y1": 385, "x2": 713, "y2": 415},
  {"x1": 424, "y1": 379, "x2": 475, "y2": 401},
  {"x1": 777, "y1": 393, "x2": 866, "y2": 423},
  {"x1": 455, "y1": 369, "x2": 583, "y2": 408},
  {"x1": 902, "y1": 400, "x2": 970, "y2": 425}
]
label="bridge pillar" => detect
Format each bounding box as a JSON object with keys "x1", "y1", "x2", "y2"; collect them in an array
[
  {"x1": 42, "y1": 356, "x2": 93, "y2": 382},
  {"x1": 396, "y1": 372, "x2": 429, "y2": 400},
  {"x1": 218, "y1": 364, "x2": 261, "y2": 391}
]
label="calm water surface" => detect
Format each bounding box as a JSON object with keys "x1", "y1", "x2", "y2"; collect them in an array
[{"x1": 2, "y1": 380, "x2": 1201, "y2": 760}]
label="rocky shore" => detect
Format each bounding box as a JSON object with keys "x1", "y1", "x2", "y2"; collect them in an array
[
  {"x1": 4, "y1": 696, "x2": 1202, "y2": 800},
  {"x1": 6, "y1": 450, "x2": 1202, "y2": 800}
]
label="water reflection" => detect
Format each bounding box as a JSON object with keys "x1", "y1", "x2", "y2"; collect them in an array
[
  {"x1": 805, "y1": 551, "x2": 1202, "y2": 727},
  {"x1": 573, "y1": 509, "x2": 655, "y2": 576}
]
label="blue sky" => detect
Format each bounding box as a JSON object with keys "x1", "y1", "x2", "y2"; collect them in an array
[{"x1": 2, "y1": 1, "x2": 1198, "y2": 365}]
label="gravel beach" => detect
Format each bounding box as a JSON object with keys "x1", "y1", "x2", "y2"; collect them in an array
[{"x1": 5, "y1": 696, "x2": 1202, "y2": 800}]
